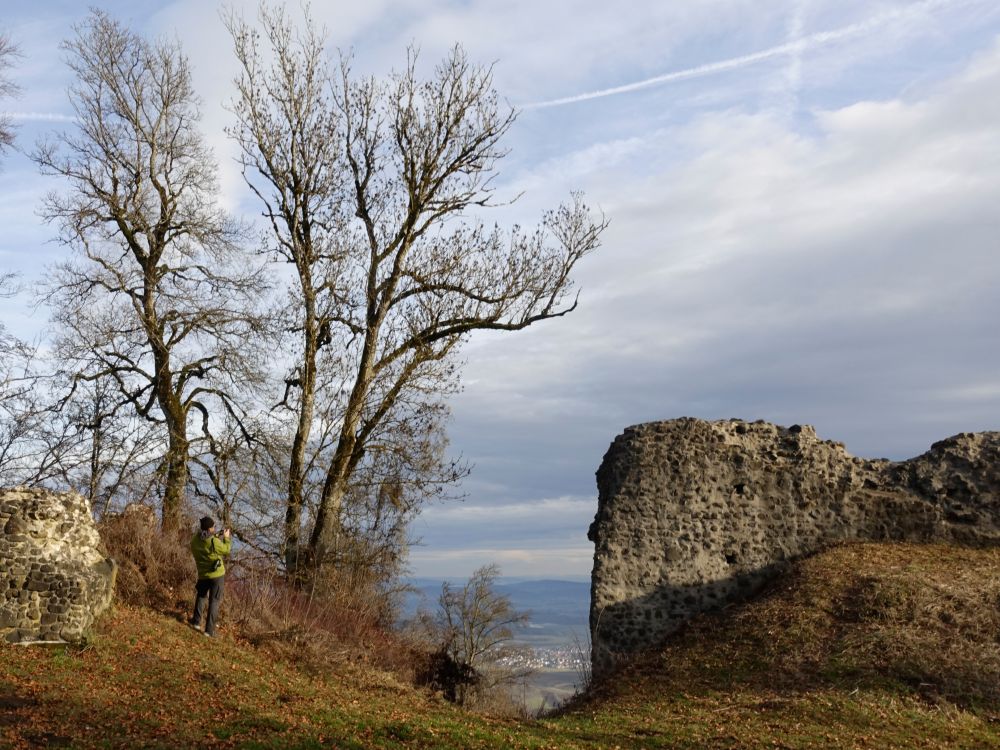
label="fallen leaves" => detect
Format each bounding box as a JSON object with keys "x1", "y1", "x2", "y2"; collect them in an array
[{"x1": 3, "y1": 547, "x2": 1000, "y2": 749}]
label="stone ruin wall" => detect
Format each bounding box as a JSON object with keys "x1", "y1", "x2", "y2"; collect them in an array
[
  {"x1": 588, "y1": 418, "x2": 1000, "y2": 678},
  {"x1": 1, "y1": 487, "x2": 117, "y2": 643}
]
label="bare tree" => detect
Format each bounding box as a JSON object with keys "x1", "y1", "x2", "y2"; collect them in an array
[
  {"x1": 335, "y1": 398, "x2": 461, "y2": 582},
  {"x1": 34, "y1": 11, "x2": 265, "y2": 529},
  {"x1": 0, "y1": 278, "x2": 61, "y2": 487},
  {"x1": 0, "y1": 32, "x2": 19, "y2": 155},
  {"x1": 188, "y1": 411, "x2": 288, "y2": 553},
  {"x1": 0, "y1": 36, "x2": 27, "y2": 475},
  {"x1": 226, "y1": 6, "x2": 351, "y2": 572},
  {"x1": 0, "y1": 303, "x2": 45, "y2": 485},
  {"x1": 57, "y1": 373, "x2": 163, "y2": 515},
  {"x1": 227, "y1": 5, "x2": 607, "y2": 575},
  {"x1": 0, "y1": 287, "x2": 160, "y2": 501},
  {"x1": 436, "y1": 563, "x2": 532, "y2": 706}
]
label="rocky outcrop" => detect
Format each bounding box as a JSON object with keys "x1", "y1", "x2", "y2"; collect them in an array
[
  {"x1": 588, "y1": 419, "x2": 1000, "y2": 677},
  {"x1": 0, "y1": 487, "x2": 117, "y2": 643}
]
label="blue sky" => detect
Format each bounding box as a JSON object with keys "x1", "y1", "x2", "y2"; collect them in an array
[{"x1": 2, "y1": 0, "x2": 999, "y2": 578}]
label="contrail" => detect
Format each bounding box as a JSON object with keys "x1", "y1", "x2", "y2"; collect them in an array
[
  {"x1": 3, "y1": 111, "x2": 77, "y2": 123},
  {"x1": 526, "y1": 0, "x2": 959, "y2": 109},
  {"x1": 782, "y1": 0, "x2": 809, "y2": 114}
]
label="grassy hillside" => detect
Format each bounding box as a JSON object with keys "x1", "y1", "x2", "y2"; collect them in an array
[{"x1": 2, "y1": 543, "x2": 999, "y2": 748}]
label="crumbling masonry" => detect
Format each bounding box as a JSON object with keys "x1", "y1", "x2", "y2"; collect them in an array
[
  {"x1": 1, "y1": 487, "x2": 116, "y2": 643},
  {"x1": 588, "y1": 419, "x2": 1000, "y2": 677}
]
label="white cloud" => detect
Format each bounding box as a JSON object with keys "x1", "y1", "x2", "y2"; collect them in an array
[
  {"x1": 407, "y1": 545, "x2": 593, "y2": 578},
  {"x1": 4, "y1": 1, "x2": 999, "y2": 577},
  {"x1": 421, "y1": 495, "x2": 593, "y2": 523},
  {"x1": 447, "y1": 33, "x2": 1000, "y2": 533},
  {"x1": 4, "y1": 112, "x2": 76, "y2": 123},
  {"x1": 933, "y1": 382, "x2": 1000, "y2": 402}
]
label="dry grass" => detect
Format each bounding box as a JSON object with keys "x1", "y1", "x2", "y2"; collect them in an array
[
  {"x1": 97, "y1": 505, "x2": 195, "y2": 611},
  {"x1": 99, "y1": 509, "x2": 422, "y2": 679},
  {"x1": 225, "y1": 552, "x2": 420, "y2": 677},
  {"x1": 830, "y1": 545, "x2": 1000, "y2": 707},
  {"x1": 594, "y1": 542, "x2": 1000, "y2": 712},
  {"x1": 3, "y1": 542, "x2": 1000, "y2": 748}
]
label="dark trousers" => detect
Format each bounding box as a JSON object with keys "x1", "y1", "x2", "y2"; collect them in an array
[{"x1": 191, "y1": 576, "x2": 224, "y2": 636}]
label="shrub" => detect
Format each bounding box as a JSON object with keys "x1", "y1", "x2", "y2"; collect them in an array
[
  {"x1": 224, "y1": 551, "x2": 418, "y2": 676},
  {"x1": 98, "y1": 505, "x2": 195, "y2": 611},
  {"x1": 414, "y1": 645, "x2": 479, "y2": 703},
  {"x1": 100, "y1": 507, "x2": 430, "y2": 683}
]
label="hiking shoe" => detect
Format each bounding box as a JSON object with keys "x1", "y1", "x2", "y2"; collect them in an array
[
  {"x1": 203, "y1": 631, "x2": 214, "y2": 638},
  {"x1": 187, "y1": 620, "x2": 202, "y2": 632}
]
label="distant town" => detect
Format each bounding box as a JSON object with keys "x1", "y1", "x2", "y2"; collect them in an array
[{"x1": 500, "y1": 646, "x2": 589, "y2": 672}]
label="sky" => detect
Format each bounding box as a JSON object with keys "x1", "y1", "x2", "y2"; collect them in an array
[{"x1": 2, "y1": 0, "x2": 999, "y2": 579}]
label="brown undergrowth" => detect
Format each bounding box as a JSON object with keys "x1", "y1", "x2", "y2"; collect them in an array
[
  {"x1": 8, "y1": 538, "x2": 998, "y2": 748},
  {"x1": 98, "y1": 509, "x2": 420, "y2": 678},
  {"x1": 97, "y1": 506, "x2": 195, "y2": 611},
  {"x1": 224, "y1": 553, "x2": 421, "y2": 677},
  {"x1": 583, "y1": 542, "x2": 1000, "y2": 713}
]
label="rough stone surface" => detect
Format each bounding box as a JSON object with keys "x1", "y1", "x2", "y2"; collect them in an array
[
  {"x1": 0, "y1": 487, "x2": 116, "y2": 643},
  {"x1": 588, "y1": 418, "x2": 1000, "y2": 677}
]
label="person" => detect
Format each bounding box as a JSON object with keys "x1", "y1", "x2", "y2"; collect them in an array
[{"x1": 188, "y1": 516, "x2": 231, "y2": 637}]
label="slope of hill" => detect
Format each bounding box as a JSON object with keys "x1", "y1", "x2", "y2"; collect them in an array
[
  {"x1": 556, "y1": 542, "x2": 1000, "y2": 748},
  {"x1": 2, "y1": 542, "x2": 999, "y2": 748}
]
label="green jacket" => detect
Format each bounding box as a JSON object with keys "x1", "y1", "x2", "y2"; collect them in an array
[{"x1": 191, "y1": 531, "x2": 232, "y2": 579}]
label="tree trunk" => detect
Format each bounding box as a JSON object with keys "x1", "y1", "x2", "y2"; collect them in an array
[
  {"x1": 308, "y1": 418, "x2": 366, "y2": 569},
  {"x1": 153, "y1": 339, "x2": 188, "y2": 532},
  {"x1": 87, "y1": 417, "x2": 103, "y2": 505},
  {"x1": 307, "y1": 322, "x2": 378, "y2": 570},
  {"x1": 285, "y1": 319, "x2": 317, "y2": 577},
  {"x1": 161, "y1": 412, "x2": 188, "y2": 531},
  {"x1": 308, "y1": 451, "x2": 350, "y2": 570}
]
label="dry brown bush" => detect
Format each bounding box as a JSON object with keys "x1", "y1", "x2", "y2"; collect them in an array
[
  {"x1": 100, "y1": 507, "x2": 429, "y2": 683},
  {"x1": 98, "y1": 505, "x2": 195, "y2": 611},
  {"x1": 224, "y1": 551, "x2": 420, "y2": 677}
]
